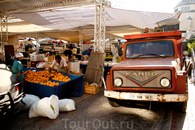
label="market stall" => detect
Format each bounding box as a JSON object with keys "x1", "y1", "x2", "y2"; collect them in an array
[{"x1": 23, "y1": 68, "x2": 84, "y2": 99}]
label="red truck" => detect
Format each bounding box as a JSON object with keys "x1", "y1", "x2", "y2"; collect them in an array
[{"x1": 105, "y1": 31, "x2": 188, "y2": 112}]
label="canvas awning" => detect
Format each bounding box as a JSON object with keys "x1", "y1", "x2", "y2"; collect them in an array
[
  {"x1": 43, "y1": 31, "x2": 92, "y2": 43},
  {"x1": 6, "y1": 6, "x2": 179, "y2": 42},
  {"x1": 0, "y1": 0, "x2": 180, "y2": 43},
  {"x1": 11, "y1": 7, "x2": 177, "y2": 30}
]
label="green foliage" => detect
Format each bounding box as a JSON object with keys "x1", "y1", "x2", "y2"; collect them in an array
[
  {"x1": 55, "y1": 53, "x2": 62, "y2": 56},
  {"x1": 187, "y1": 35, "x2": 195, "y2": 54},
  {"x1": 187, "y1": 41, "x2": 195, "y2": 54},
  {"x1": 187, "y1": 43, "x2": 192, "y2": 53},
  {"x1": 187, "y1": 35, "x2": 195, "y2": 44}
]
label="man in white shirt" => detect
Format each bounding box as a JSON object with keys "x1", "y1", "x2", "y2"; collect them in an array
[{"x1": 49, "y1": 55, "x2": 68, "y2": 76}]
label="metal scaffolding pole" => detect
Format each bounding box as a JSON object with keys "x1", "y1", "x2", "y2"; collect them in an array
[
  {"x1": 79, "y1": 30, "x2": 83, "y2": 54},
  {"x1": 94, "y1": 0, "x2": 109, "y2": 52},
  {"x1": 0, "y1": 13, "x2": 8, "y2": 59},
  {"x1": 36, "y1": 32, "x2": 39, "y2": 53}
]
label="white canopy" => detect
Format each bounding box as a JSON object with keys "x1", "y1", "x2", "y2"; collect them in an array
[{"x1": 11, "y1": 7, "x2": 177, "y2": 30}]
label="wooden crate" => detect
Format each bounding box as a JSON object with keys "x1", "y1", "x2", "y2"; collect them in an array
[{"x1": 84, "y1": 82, "x2": 100, "y2": 94}]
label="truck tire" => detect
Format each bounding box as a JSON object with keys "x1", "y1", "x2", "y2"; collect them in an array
[
  {"x1": 107, "y1": 98, "x2": 120, "y2": 107},
  {"x1": 175, "y1": 102, "x2": 187, "y2": 113}
]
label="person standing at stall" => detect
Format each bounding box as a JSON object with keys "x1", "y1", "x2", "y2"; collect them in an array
[
  {"x1": 49, "y1": 55, "x2": 68, "y2": 76},
  {"x1": 12, "y1": 53, "x2": 24, "y2": 80},
  {"x1": 64, "y1": 46, "x2": 72, "y2": 61},
  {"x1": 88, "y1": 45, "x2": 93, "y2": 56},
  {"x1": 144, "y1": 27, "x2": 149, "y2": 33},
  {"x1": 12, "y1": 53, "x2": 25, "y2": 92},
  {"x1": 50, "y1": 45, "x2": 55, "y2": 55}
]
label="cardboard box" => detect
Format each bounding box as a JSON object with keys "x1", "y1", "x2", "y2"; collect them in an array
[
  {"x1": 48, "y1": 56, "x2": 55, "y2": 62},
  {"x1": 84, "y1": 82, "x2": 100, "y2": 94},
  {"x1": 27, "y1": 61, "x2": 31, "y2": 67}
]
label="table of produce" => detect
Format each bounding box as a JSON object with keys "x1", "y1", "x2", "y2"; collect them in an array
[
  {"x1": 24, "y1": 70, "x2": 71, "y2": 87},
  {"x1": 23, "y1": 68, "x2": 84, "y2": 99}
]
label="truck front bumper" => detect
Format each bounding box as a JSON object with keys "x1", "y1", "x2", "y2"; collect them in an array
[{"x1": 104, "y1": 90, "x2": 188, "y2": 102}]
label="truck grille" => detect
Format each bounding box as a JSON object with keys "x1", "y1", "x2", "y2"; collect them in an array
[{"x1": 113, "y1": 70, "x2": 172, "y2": 89}]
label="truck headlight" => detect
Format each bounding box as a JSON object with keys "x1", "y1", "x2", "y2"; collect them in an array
[
  {"x1": 160, "y1": 78, "x2": 170, "y2": 87},
  {"x1": 114, "y1": 78, "x2": 123, "y2": 87}
]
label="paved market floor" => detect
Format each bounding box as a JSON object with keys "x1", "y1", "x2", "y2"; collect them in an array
[
  {"x1": 1, "y1": 79, "x2": 195, "y2": 130},
  {"x1": 177, "y1": 80, "x2": 195, "y2": 130}
]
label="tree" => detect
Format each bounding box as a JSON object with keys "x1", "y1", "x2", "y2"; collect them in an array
[
  {"x1": 187, "y1": 35, "x2": 195, "y2": 55},
  {"x1": 187, "y1": 35, "x2": 195, "y2": 44}
]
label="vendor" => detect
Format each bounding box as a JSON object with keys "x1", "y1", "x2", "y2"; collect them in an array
[
  {"x1": 144, "y1": 27, "x2": 149, "y2": 33},
  {"x1": 88, "y1": 46, "x2": 93, "y2": 56},
  {"x1": 64, "y1": 46, "x2": 73, "y2": 61},
  {"x1": 112, "y1": 50, "x2": 119, "y2": 63},
  {"x1": 50, "y1": 45, "x2": 55, "y2": 55},
  {"x1": 49, "y1": 55, "x2": 68, "y2": 76},
  {"x1": 12, "y1": 53, "x2": 26, "y2": 92},
  {"x1": 71, "y1": 54, "x2": 76, "y2": 59}
]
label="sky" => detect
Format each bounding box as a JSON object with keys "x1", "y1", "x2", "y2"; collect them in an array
[{"x1": 110, "y1": 0, "x2": 182, "y2": 13}]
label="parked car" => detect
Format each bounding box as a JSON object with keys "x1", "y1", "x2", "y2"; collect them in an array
[{"x1": 0, "y1": 63, "x2": 25, "y2": 119}]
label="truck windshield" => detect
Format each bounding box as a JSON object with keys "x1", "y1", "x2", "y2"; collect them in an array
[{"x1": 126, "y1": 40, "x2": 174, "y2": 58}]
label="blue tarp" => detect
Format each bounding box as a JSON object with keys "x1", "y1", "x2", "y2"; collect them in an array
[{"x1": 23, "y1": 68, "x2": 84, "y2": 99}]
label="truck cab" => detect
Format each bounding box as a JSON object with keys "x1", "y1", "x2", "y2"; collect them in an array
[{"x1": 104, "y1": 31, "x2": 188, "y2": 112}]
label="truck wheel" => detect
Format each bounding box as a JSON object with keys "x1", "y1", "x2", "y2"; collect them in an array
[
  {"x1": 175, "y1": 102, "x2": 187, "y2": 113},
  {"x1": 107, "y1": 98, "x2": 120, "y2": 107}
]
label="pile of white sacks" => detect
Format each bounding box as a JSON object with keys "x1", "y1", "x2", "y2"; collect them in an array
[{"x1": 20, "y1": 94, "x2": 75, "y2": 119}]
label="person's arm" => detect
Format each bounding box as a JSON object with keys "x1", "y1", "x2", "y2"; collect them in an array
[
  {"x1": 65, "y1": 66, "x2": 68, "y2": 76},
  {"x1": 63, "y1": 58, "x2": 68, "y2": 76},
  {"x1": 16, "y1": 62, "x2": 23, "y2": 77},
  {"x1": 16, "y1": 72, "x2": 21, "y2": 77},
  {"x1": 49, "y1": 60, "x2": 55, "y2": 72}
]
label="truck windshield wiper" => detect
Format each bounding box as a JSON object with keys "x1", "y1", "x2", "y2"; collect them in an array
[{"x1": 133, "y1": 53, "x2": 164, "y2": 59}]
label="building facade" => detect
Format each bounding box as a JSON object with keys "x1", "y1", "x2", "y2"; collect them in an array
[{"x1": 174, "y1": 0, "x2": 195, "y2": 39}]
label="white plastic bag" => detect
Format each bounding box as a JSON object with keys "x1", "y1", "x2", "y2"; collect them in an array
[
  {"x1": 22, "y1": 94, "x2": 40, "y2": 110},
  {"x1": 29, "y1": 95, "x2": 59, "y2": 119},
  {"x1": 36, "y1": 62, "x2": 45, "y2": 68},
  {"x1": 58, "y1": 99, "x2": 76, "y2": 112}
]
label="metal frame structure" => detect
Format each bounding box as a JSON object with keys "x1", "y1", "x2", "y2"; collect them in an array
[
  {"x1": 1, "y1": 0, "x2": 94, "y2": 14},
  {"x1": 0, "y1": 13, "x2": 8, "y2": 59},
  {"x1": 0, "y1": 0, "x2": 110, "y2": 57},
  {"x1": 94, "y1": 0, "x2": 110, "y2": 52},
  {"x1": 79, "y1": 30, "x2": 83, "y2": 54},
  {"x1": 36, "y1": 32, "x2": 39, "y2": 53}
]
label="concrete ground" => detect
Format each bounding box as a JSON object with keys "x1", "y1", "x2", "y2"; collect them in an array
[{"x1": 0, "y1": 79, "x2": 195, "y2": 130}]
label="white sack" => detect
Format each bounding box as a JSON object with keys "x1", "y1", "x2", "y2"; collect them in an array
[
  {"x1": 58, "y1": 99, "x2": 76, "y2": 112},
  {"x1": 36, "y1": 62, "x2": 45, "y2": 68},
  {"x1": 29, "y1": 95, "x2": 59, "y2": 119},
  {"x1": 22, "y1": 94, "x2": 40, "y2": 110}
]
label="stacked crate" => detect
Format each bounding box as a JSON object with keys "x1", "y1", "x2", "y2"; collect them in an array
[
  {"x1": 46, "y1": 55, "x2": 55, "y2": 69},
  {"x1": 84, "y1": 82, "x2": 100, "y2": 94}
]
